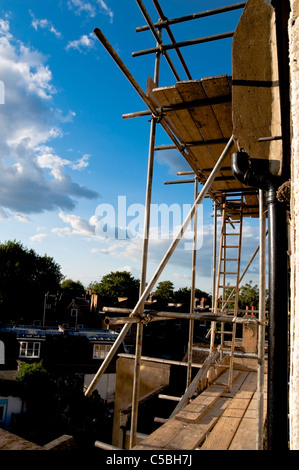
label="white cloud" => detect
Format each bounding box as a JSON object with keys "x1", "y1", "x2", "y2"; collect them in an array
[
  {"x1": 68, "y1": 0, "x2": 97, "y2": 17},
  {"x1": 66, "y1": 34, "x2": 95, "y2": 52},
  {"x1": 53, "y1": 211, "x2": 96, "y2": 237},
  {"x1": 97, "y1": 0, "x2": 114, "y2": 23},
  {"x1": 51, "y1": 227, "x2": 72, "y2": 238},
  {"x1": 37, "y1": 147, "x2": 91, "y2": 181},
  {"x1": 30, "y1": 12, "x2": 62, "y2": 39},
  {"x1": 30, "y1": 233, "x2": 47, "y2": 243},
  {"x1": 156, "y1": 149, "x2": 190, "y2": 175},
  {"x1": 67, "y1": 0, "x2": 114, "y2": 22},
  {"x1": 15, "y1": 213, "x2": 30, "y2": 223},
  {"x1": 0, "y1": 19, "x2": 98, "y2": 215}
]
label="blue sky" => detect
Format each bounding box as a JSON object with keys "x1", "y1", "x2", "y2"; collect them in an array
[{"x1": 0, "y1": 0, "x2": 261, "y2": 294}]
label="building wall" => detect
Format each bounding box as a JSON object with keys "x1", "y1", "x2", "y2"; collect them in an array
[
  {"x1": 0, "y1": 396, "x2": 23, "y2": 430},
  {"x1": 289, "y1": 0, "x2": 299, "y2": 450},
  {"x1": 84, "y1": 373, "x2": 116, "y2": 403}
]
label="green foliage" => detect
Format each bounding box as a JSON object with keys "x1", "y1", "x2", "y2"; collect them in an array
[
  {"x1": 90, "y1": 270, "x2": 140, "y2": 303},
  {"x1": 238, "y1": 281, "x2": 260, "y2": 310},
  {"x1": 0, "y1": 240, "x2": 63, "y2": 322},
  {"x1": 155, "y1": 280, "x2": 174, "y2": 301},
  {"x1": 15, "y1": 360, "x2": 47, "y2": 384},
  {"x1": 13, "y1": 363, "x2": 111, "y2": 449},
  {"x1": 61, "y1": 279, "x2": 85, "y2": 297},
  {"x1": 174, "y1": 287, "x2": 212, "y2": 306}
]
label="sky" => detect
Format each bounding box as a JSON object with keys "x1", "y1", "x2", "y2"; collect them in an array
[{"x1": 0, "y1": 0, "x2": 262, "y2": 295}]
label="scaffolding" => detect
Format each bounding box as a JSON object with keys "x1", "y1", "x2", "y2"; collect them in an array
[{"x1": 85, "y1": 1, "x2": 270, "y2": 451}]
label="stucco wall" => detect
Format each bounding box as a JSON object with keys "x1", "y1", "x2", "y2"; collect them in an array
[{"x1": 289, "y1": 0, "x2": 299, "y2": 450}]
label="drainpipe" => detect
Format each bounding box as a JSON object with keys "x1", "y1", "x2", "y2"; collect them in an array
[{"x1": 231, "y1": 151, "x2": 289, "y2": 450}]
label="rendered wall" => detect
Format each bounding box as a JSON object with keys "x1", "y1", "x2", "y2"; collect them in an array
[
  {"x1": 112, "y1": 355, "x2": 170, "y2": 448},
  {"x1": 289, "y1": 0, "x2": 299, "y2": 450}
]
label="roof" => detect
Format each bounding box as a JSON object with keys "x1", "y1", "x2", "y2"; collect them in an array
[
  {"x1": 0, "y1": 325, "x2": 119, "y2": 342},
  {"x1": 146, "y1": 75, "x2": 259, "y2": 218}
]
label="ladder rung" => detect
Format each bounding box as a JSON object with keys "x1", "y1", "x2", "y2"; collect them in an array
[
  {"x1": 219, "y1": 285, "x2": 237, "y2": 289},
  {"x1": 224, "y1": 233, "x2": 240, "y2": 236},
  {"x1": 215, "y1": 330, "x2": 234, "y2": 335},
  {"x1": 223, "y1": 245, "x2": 239, "y2": 248},
  {"x1": 222, "y1": 258, "x2": 238, "y2": 261},
  {"x1": 220, "y1": 272, "x2": 238, "y2": 275}
]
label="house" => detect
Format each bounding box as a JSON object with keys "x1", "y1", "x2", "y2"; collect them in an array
[
  {"x1": 0, "y1": 324, "x2": 122, "y2": 369},
  {"x1": 0, "y1": 324, "x2": 123, "y2": 432}
]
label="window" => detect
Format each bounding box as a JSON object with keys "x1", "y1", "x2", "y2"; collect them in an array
[
  {"x1": 19, "y1": 341, "x2": 41, "y2": 358},
  {"x1": 93, "y1": 344, "x2": 111, "y2": 360}
]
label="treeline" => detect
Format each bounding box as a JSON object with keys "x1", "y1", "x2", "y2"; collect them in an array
[{"x1": 0, "y1": 240, "x2": 261, "y2": 324}]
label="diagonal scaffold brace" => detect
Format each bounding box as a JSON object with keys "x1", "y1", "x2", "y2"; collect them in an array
[{"x1": 85, "y1": 135, "x2": 234, "y2": 398}]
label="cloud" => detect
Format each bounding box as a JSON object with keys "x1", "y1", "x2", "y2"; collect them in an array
[
  {"x1": 30, "y1": 233, "x2": 47, "y2": 243},
  {"x1": 156, "y1": 149, "x2": 190, "y2": 175},
  {"x1": 30, "y1": 11, "x2": 62, "y2": 39},
  {"x1": 53, "y1": 211, "x2": 96, "y2": 237},
  {"x1": 67, "y1": 0, "x2": 114, "y2": 22},
  {"x1": 66, "y1": 33, "x2": 95, "y2": 52},
  {"x1": 0, "y1": 19, "x2": 98, "y2": 215},
  {"x1": 68, "y1": 0, "x2": 97, "y2": 17},
  {"x1": 15, "y1": 213, "x2": 30, "y2": 223},
  {"x1": 97, "y1": 0, "x2": 114, "y2": 23}
]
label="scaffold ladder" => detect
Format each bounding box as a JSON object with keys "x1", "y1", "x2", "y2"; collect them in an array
[{"x1": 210, "y1": 194, "x2": 244, "y2": 391}]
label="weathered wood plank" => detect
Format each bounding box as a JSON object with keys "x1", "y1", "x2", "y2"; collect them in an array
[
  {"x1": 200, "y1": 372, "x2": 257, "y2": 450},
  {"x1": 175, "y1": 384, "x2": 227, "y2": 424},
  {"x1": 133, "y1": 418, "x2": 186, "y2": 450},
  {"x1": 168, "y1": 397, "x2": 231, "y2": 450},
  {"x1": 229, "y1": 386, "x2": 267, "y2": 450}
]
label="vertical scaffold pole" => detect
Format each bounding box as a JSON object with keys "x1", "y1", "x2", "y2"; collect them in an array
[
  {"x1": 129, "y1": 31, "x2": 161, "y2": 450},
  {"x1": 257, "y1": 189, "x2": 267, "y2": 449},
  {"x1": 212, "y1": 202, "x2": 218, "y2": 312},
  {"x1": 186, "y1": 177, "x2": 198, "y2": 389}
]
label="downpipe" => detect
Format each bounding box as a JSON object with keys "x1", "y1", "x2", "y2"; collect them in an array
[{"x1": 232, "y1": 151, "x2": 289, "y2": 450}]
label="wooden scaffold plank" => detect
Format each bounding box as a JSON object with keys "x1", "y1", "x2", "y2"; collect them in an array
[{"x1": 200, "y1": 371, "x2": 257, "y2": 450}]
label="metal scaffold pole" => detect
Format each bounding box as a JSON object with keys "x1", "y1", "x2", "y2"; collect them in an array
[
  {"x1": 186, "y1": 176, "x2": 198, "y2": 389},
  {"x1": 129, "y1": 27, "x2": 162, "y2": 450},
  {"x1": 257, "y1": 189, "x2": 267, "y2": 449}
]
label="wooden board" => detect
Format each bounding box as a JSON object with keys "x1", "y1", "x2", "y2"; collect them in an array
[
  {"x1": 229, "y1": 375, "x2": 267, "y2": 450},
  {"x1": 175, "y1": 383, "x2": 227, "y2": 424},
  {"x1": 146, "y1": 76, "x2": 259, "y2": 217},
  {"x1": 133, "y1": 370, "x2": 264, "y2": 451},
  {"x1": 200, "y1": 371, "x2": 257, "y2": 450}
]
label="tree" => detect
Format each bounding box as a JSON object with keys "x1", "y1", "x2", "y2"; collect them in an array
[
  {"x1": 90, "y1": 271, "x2": 140, "y2": 304},
  {"x1": 238, "y1": 281, "x2": 260, "y2": 310},
  {"x1": 154, "y1": 281, "x2": 174, "y2": 308},
  {"x1": 174, "y1": 287, "x2": 212, "y2": 307},
  {"x1": 0, "y1": 240, "x2": 64, "y2": 323},
  {"x1": 60, "y1": 279, "x2": 85, "y2": 298}
]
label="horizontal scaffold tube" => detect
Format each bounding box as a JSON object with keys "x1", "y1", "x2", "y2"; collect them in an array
[{"x1": 104, "y1": 310, "x2": 263, "y2": 326}]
